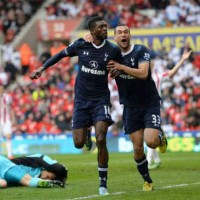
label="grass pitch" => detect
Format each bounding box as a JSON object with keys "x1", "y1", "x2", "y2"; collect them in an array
[{"x1": 0, "y1": 152, "x2": 199, "y2": 200}]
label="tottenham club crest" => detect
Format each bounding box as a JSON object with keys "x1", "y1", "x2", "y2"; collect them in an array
[
  {"x1": 104, "y1": 53, "x2": 108, "y2": 61},
  {"x1": 131, "y1": 57, "x2": 135, "y2": 66},
  {"x1": 89, "y1": 60, "x2": 98, "y2": 69}
]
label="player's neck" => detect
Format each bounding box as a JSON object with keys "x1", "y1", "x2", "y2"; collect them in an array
[
  {"x1": 93, "y1": 39, "x2": 105, "y2": 46},
  {"x1": 122, "y1": 44, "x2": 132, "y2": 53}
]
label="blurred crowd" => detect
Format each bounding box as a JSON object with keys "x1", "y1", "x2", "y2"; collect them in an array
[
  {"x1": 1, "y1": 0, "x2": 200, "y2": 43},
  {"x1": 45, "y1": 0, "x2": 200, "y2": 28},
  {"x1": 147, "y1": 44, "x2": 200, "y2": 132},
  {"x1": 0, "y1": 41, "x2": 75, "y2": 135},
  {"x1": 0, "y1": 0, "x2": 43, "y2": 42}
]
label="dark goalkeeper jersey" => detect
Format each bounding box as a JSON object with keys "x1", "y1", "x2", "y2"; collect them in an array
[
  {"x1": 65, "y1": 38, "x2": 124, "y2": 101},
  {"x1": 115, "y1": 44, "x2": 160, "y2": 107}
]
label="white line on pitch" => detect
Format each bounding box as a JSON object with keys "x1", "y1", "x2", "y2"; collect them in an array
[
  {"x1": 65, "y1": 182, "x2": 200, "y2": 200},
  {"x1": 65, "y1": 191, "x2": 125, "y2": 200},
  {"x1": 156, "y1": 182, "x2": 200, "y2": 190}
]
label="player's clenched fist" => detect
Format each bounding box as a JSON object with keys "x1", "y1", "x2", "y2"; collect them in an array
[
  {"x1": 107, "y1": 60, "x2": 122, "y2": 79},
  {"x1": 30, "y1": 67, "x2": 45, "y2": 79}
]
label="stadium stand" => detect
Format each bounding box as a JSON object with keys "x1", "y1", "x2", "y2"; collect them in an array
[
  {"x1": 0, "y1": 0, "x2": 199, "y2": 135},
  {"x1": 0, "y1": 0, "x2": 44, "y2": 43}
]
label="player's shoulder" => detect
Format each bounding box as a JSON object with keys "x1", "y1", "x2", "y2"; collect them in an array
[
  {"x1": 134, "y1": 44, "x2": 148, "y2": 51},
  {"x1": 69, "y1": 38, "x2": 87, "y2": 48},
  {"x1": 76, "y1": 38, "x2": 87, "y2": 44},
  {"x1": 106, "y1": 40, "x2": 118, "y2": 48}
]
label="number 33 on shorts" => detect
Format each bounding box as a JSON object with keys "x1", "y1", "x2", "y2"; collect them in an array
[{"x1": 151, "y1": 114, "x2": 161, "y2": 127}]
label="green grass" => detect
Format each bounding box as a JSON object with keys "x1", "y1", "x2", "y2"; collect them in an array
[{"x1": 1, "y1": 152, "x2": 199, "y2": 200}]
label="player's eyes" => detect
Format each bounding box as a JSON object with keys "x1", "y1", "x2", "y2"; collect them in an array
[{"x1": 100, "y1": 24, "x2": 107, "y2": 29}]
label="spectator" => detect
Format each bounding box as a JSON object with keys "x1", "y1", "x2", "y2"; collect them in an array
[
  {"x1": 19, "y1": 43, "x2": 33, "y2": 75},
  {"x1": 0, "y1": 85, "x2": 15, "y2": 159},
  {"x1": 180, "y1": 42, "x2": 194, "y2": 62},
  {"x1": 40, "y1": 48, "x2": 51, "y2": 64}
]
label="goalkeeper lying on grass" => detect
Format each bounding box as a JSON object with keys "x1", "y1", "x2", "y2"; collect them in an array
[{"x1": 0, "y1": 154, "x2": 67, "y2": 189}]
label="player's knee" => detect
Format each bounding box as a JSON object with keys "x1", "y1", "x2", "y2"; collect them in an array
[
  {"x1": 73, "y1": 132, "x2": 85, "y2": 148},
  {"x1": 74, "y1": 140, "x2": 84, "y2": 149},
  {"x1": 96, "y1": 138, "x2": 106, "y2": 148},
  {"x1": 146, "y1": 139, "x2": 157, "y2": 149},
  {"x1": 74, "y1": 142, "x2": 84, "y2": 149},
  {"x1": 0, "y1": 179, "x2": 7, "y2": 188}
]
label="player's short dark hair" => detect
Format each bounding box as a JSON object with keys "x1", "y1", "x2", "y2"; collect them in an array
[
  {"x1": 87, "y1": 16, "x2": 104, "y2": 31},
  {"x1": 114, "y1": 24, "x2": 130, "y2": 34},
  {"x1": 51, "y1": 163, "x2": 68, "y2": 184}
]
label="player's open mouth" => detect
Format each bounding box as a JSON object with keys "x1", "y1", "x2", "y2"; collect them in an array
[{"x1": 121, "y1": 39, "x2": 127, "y2": 43}]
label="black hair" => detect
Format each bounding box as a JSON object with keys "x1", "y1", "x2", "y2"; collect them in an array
[
  {"x1": 50, "y1": 163, "x2": 68, "y2": 184},
  {"x1": 87, "y1": 16, "x2": 104, "y2": 31},
  {"x1": 114, "y1": 24, "x2": 130, "y2": 34}
]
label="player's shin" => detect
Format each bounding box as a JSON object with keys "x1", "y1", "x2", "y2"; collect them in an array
[
  {"x1": 135, "y1": 154, "x2": 152, "y2": 183},
  {"x1": 98, "y1": 166, "x2": 109, "y2": 195}
]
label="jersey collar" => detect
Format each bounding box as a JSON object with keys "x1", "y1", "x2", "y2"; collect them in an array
[
  {"x1": 122, "y1": 44, "x2": 134, "y2": 56},
  {"x1": 92, "y1": 40, "x2": 106, "y2": 49}
]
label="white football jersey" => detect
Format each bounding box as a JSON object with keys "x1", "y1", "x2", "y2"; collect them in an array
[{"x1": 0, "y1": 93, "x2": 12, "y2": 125}]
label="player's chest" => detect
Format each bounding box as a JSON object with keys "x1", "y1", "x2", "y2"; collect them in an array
[
  {"x1": 125, "y1": 54, "x2": 139, "y2": 68},
  {"x1": 78, "y1": 49, "x2": 112, "y2": 69}
]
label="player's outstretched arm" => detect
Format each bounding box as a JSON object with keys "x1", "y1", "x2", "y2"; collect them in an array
[
  {"x1": 168, "y1": 50, "x2": 192, "y2": 78},
  {"x1": 30, "y1": 50, "x2": 67, "y2": 79}
]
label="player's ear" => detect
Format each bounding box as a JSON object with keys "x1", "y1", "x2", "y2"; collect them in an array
[{"x1": 89, "y1": 27, "x2": 95, "y2": 35}]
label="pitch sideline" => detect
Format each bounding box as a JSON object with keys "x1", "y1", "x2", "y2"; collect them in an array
[{"x1": 65, "y1": 182, "x2": 200, "y2": 200}]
